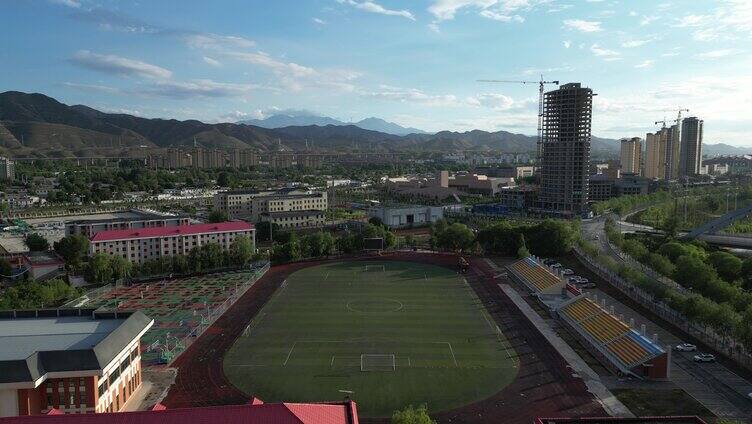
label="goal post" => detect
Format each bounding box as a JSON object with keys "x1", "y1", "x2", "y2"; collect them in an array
[
  {"x1": 360, "y1": 354, "x2": 396, "y2": 371},
  {"x1": 362, "y1": 264, "x2": 386, "y2": 273}
]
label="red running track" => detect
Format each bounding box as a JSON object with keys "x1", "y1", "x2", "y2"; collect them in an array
[{"x1": 161, "y1": 253, "x2": 605, "y2": 423}]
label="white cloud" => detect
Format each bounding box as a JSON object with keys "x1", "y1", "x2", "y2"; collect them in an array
[
  {"x1": 563, "y1": 40, "x2": 571, "y2": 48},
  {"x1": 634, "y1": 60, "x2": 654, "y2": 68},
  {"x1": 202, "y1": 56, "x2": 222, "y2": 67},
  {"x1": 479, "y1": 10, "x2": 523, "y2": 22},
  {"x1": 629, "y1": 11, "x2": 638, "y2": 17},
  {"x1": 522, "y1": 65, "x2": 573, "y2": 75},
  {"x1": 138, "y1": 79, "x2": 258, "y2": 99},
  {"x1": 62, "y1": 82, "x2": 120, "y2": 93},
  {"x1": 183, "y1": 33, "x2": 255, "y2": 50},
  {"x1": 622, "y1": 39, "x2": 652, "y2": 48},
  {"x1": 640, "y1": 15, "x2": 658, "y2": 26},
  {"x1": 50, "y1": 0, "x2": 81, "y2": 8},
  {"x1": 428, "y1": 0, "x2": 498, "y2": 22},
  {"x1": 312, "y1": 17, "x2": 327, "y2": 25},
  {"x1": 696, "y1": 49, "x2": 743, "y2": 59},
  {"x1": 563, "y1": 19, "x2": 602, "y2": 32},
  {"x1": 71, "y1": 50, "x2": 172, "y2": 79},
  {"x1": 219, "y1": 110, "x2": 265, "y2": 122},
  {"x1": 590, "y1": 44, "x2": 620, "y2": 59},
  {"x1": 337, "y1": 0, "x2": 415, "y2": 20},
  {"x1": 359, "y1": 86, "x2": 460, "y2": 107},
  {"x1": 674, "y1": 1, "x2": 752, "y2": 42},
  {"x1": 226, "y1": 51, "x2": 316, "y2": 78},
  {"x1": 466, "y1": 93, "x2": 514, "y2": 109}
]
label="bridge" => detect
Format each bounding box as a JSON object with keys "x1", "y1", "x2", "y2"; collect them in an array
[
  {"x1": 616, "y1": 220, "x2": 752, "y2": 249},
  {"x1": 683, "y1": 202, "x2": 752, "y2": 240}
]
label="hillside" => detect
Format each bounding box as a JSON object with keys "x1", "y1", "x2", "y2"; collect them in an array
[{"x1": 0, "y1": 91, "x2": 623, "y2": 157}]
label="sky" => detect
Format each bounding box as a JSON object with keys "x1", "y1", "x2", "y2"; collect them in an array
[{"x1": 2, "y1": 0, "x2": 751, "y2": 145}]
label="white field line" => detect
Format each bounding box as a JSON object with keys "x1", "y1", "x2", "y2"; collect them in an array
[
  {"x1": 325, "y1": 272, "x2": 329, "y2": 281},
  {"x1": 283, "y1": 341, "x2": 297, "y2": 366},
  {"x1": 445, "y1": 342, "x2": 458, "y2": 367},
  {"x1": 331, "y1": 355, "x2": 335, "y2": 367}
]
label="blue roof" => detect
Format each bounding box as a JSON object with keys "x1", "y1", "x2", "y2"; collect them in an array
[
  {"x1": 627, "y1": 330, "x2": 664, "y2": 355},
  {"x1": 523, "y1": 257, "x2": 536, "y2": 267}
]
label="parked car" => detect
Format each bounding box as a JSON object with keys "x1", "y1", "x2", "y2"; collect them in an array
[
  {"x1": 551, "y1": 263, "x2": 563, "y2": 269},
  {"x1": 693, "y1": 353, "x2": 715, "y2": 363},
  {"x1": 675, "y1": 343, "x2": 697, "y2": 352},
  {"x1": 543, "y1": 259, "x2": 557, "y2": 265},
  {"x1": 562, "y1": 269, "x2": 575, "y2": 275},
  {"x1": 577, "y1": 281, "x2": 596, "y2": 289}
]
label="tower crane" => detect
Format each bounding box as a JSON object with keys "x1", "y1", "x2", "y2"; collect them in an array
[
  {"x1": 477, "y1": 76, "x2": 559, "y2": 162},
  {"x1": 674, "y1": 108, "x2": 689, "y2": 127}
]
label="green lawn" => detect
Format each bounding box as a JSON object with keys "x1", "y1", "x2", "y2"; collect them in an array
[{"x1": 223, "y1": 261, "x2": 519, "y2": 417}]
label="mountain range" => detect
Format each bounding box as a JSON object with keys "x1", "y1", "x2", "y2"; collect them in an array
[
  {"x1": 1, "y1": 90, "x2": 746, "y2": 159},
  {"x1": 241, "y1": 113, "x2": 428, "y2": 136}
]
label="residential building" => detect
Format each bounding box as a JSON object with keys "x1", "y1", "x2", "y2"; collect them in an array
[
  {"x1": 666, "y1": 124, "x2": 681, "y2": 180},
  {"x1": 0, "y1": 309, "x2": 153, "y2": 417},
  {"x1": 679, "y1": 117, "x2": 704, "y2": 178},
  {"x1": 367, "y1": 205, "x2": 443, "y2": 228},
  {"x1": 65, "y1": 210, "x2": 190, "y2": 238},
  {"x1": 0, "y1": 398, "x2": 359, "y2": 424},
  {"x1": 588, "y1": 174, "x2": 615, "y2": 202},
  {"x1": 0, "y1": 157, "x2": 15, "y2": 181},
  {"x1": 259, "y1": 210, "x2": 327, "y2": 229},
  {"x1": 645, "y1": 128, "x2": 669, "y2": 180},
  {"x1": 213, "y1": 190, "x2": 328, "y2": 222},
  {"x1": 536, "y1": 83, "x2": 593, "y2": 216},
  {"x1": 619, "y1": 137, "x2": 642, "y2": 175},
  {"x1": 89, "y1": 222, "x2": 255, "y2": 265}
]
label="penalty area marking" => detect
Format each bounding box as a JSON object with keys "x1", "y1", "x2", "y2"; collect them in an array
[{"x1": 430, "y1": 341, "x2": 458, "y2": 367}]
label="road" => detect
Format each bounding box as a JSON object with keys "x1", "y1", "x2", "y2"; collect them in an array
[{"x1": 580, "y1": 215, "x2": 752, "y2": 420}]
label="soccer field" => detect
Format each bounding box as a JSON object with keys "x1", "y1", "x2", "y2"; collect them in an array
[{"x1": 223, "y1": 261, "x2": 519, "y2": 417}]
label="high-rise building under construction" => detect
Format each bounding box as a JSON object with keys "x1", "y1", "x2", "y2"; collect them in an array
[{"x1": 536, "y1": 82, "x2": 593, "y2": 217}]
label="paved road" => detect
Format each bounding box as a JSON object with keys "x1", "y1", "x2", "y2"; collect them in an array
[{"x1": 580, "y1": 216, "x2": 752, "y2": 420}]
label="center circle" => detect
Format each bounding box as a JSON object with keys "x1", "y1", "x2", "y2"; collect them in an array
[{"x1": 346, "y1": 298, "x2": 404, "y2": 313}]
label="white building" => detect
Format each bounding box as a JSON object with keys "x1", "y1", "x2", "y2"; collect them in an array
[{"x1": 367, "y1": 205, "x2": 444, "y2": 228}]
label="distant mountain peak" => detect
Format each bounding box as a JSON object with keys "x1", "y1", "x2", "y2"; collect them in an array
[{"x1": 240, "y1": 112, "x2": 428, "y2": 136}]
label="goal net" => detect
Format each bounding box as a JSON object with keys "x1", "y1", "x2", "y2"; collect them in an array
[
  {"x1": 363, "y1": 265, "x2": 386, "y2": 273},
  {"x1": 360, "y1": 354, "x2": 396, "y2": 372}
]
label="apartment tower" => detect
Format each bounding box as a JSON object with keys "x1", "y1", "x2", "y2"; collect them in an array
[
  {"x1": 619, "y1": 137, "x2": 642, "y2": 175},
  {"x1": 537, "y1": 82, "x2": 593, "y2": 216},
  {"x1": 679, "y1": 117, "x2": 704, "y2": 178},
  {"x1": 644, "y1": 128, "x2": 669, "y2": 180}
]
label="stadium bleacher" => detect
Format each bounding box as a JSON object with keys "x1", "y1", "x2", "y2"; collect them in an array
[
  {"x1": 558, "y1": 297, "x2": 666, "y2": 377},
  {"x1": 508, "y1": 257, "x2": 562, "y2": 293}
]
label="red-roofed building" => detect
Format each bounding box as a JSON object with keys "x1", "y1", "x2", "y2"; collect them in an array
[
  {"x1": 0, "y1": 399, "x2": 358, "y2": 424},
  {"x1": 89, "y1": 221, "x2": 255, "y2": 264}
]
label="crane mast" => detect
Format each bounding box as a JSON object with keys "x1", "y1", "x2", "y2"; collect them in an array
[{"x1": 477, "y1": 77, "x2": 559, "y2": 163}]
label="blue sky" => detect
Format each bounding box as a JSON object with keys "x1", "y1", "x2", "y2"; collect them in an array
[{"x1": 2, "y1": 0, "x2": 751, "y2": 144}]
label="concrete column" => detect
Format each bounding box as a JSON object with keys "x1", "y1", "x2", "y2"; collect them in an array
[{"x1": 641, "y1": 324, "x2": 647, "y2": 336}]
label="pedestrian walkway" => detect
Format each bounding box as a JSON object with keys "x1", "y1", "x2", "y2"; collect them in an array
[{"x1": 499, "y1": 283, "x2": 634, "y2": 418}]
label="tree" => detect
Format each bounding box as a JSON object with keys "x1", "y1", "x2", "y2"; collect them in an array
[
  {"x1": 0, "y1": 257, "x2": 12, "y2": 279},
  {"x1": 707, "y1": 251, "x2": 742, "y2": 283},
  {"x1": 525, "y1": 219, "x2": 575, "y2": 257},
  {"x1": 391, "y1": 405, "x2": 435, "y2": 424},
  {"x1": 255, "y1": 221, "x2": 280, "y2": 242},
  {"x1": 217, "y1": 171, "x2": 231, "y2": 187},
  {"x1": 434, "y1": 223, "x2": 475, "y2": 252},
  {"x1": 54, "y1": 234, "x2": 90, "y2": 266},
  {"x1": 110, "y1": 255, "x2": 133, "y2": 281},
  {"x1": 516, "y1": 233, "x2": 530, "y2": 258},
  {"x1": 741, "y1": 258, "x2": 752, "y2": 291},
  {"x1": 87, "y1": 253, "x2": 113, "y2": 284},
  {"x1": 673, "y1": 255, "x2": 718, "y2": 292},
  {"x1": 368, "y1": 216, "x2": 385, "y2": 228},
  {"x1": 24, "y1": 233, "x2": 50, "y2": 251},
  {"x1": 207, "y1": 209, "x2": 229, "y2": 223},
  {"x1": 230, "y1": 235, "x2": 254, "y2": 265}
]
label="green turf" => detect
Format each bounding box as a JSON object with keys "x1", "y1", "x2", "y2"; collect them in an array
[{"x1": 223, "y1": 261, "x2": 519, "y2": 417}]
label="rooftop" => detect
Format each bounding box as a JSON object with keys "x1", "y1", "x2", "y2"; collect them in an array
[
  {"x1": 0, "y1": 316, "x2": 123, "y2": 361},
  {"x1": 0, "y1": 400, "x2": 359, "y2": 424},
  {"x1": 0, "y1": 310, "x2": 153, "y2": 386},
  {"x1": 90, "y1": 221, "x2": 253, "y2": 242}
]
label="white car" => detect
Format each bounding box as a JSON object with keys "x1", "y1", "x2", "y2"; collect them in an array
[
  {"x1": 675, "y1": 343, "x2": 697, "y2": 352},
  {"x1": 551, "y1": 263, "x2": 563, "y2": 269},
  {"x1": 693, "y1": 353, "x2": 715, "y2": 363},
  {"x1": 562, "y1": 269, "x2": 575, "y2": 275}
]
